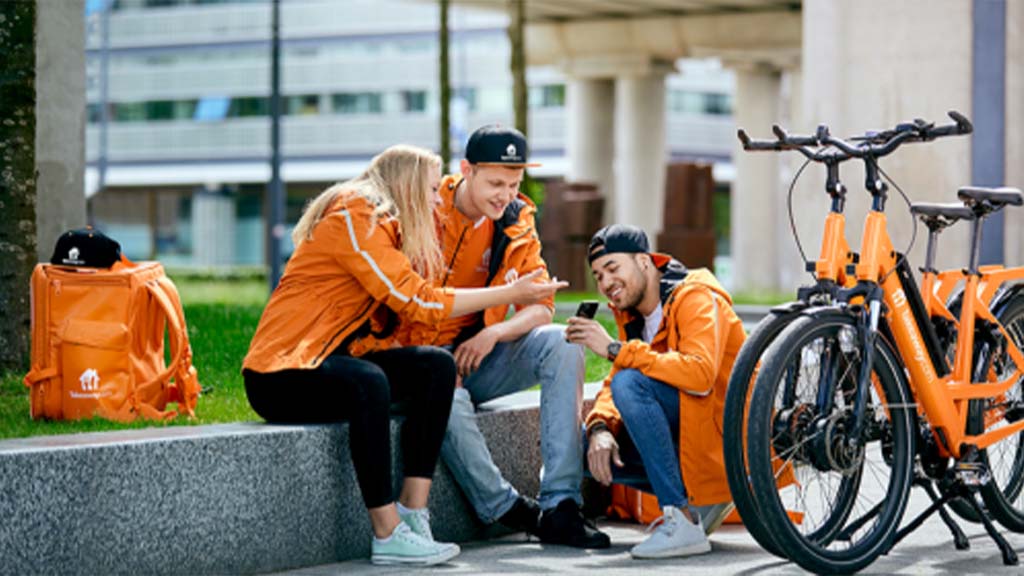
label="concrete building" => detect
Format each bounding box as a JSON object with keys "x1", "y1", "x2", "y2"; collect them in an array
[
  {"x1": 85, "y1": 0, "x2": 737, "y2": 270},
  {"x1": 475, "y1": 0, "x2": 1023, "y2": 293}
]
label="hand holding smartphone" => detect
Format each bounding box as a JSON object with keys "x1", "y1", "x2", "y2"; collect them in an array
[{"x1": 575, "y1": 300, "x2": 599, "y2": 319}]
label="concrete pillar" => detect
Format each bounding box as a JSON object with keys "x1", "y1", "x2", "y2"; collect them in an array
[
  {"x1": 613, "y1": 72, "x2": 667, "y2": 239},
  {"x1": 35, "y1": 0, "x2": 86, "y2": 261},
  {"x1": 191, "y1": 187, "x2": 236, "y2": 267},
  {"x1": 1004, "y1": 0, "x2": 1024, "y2": 265},
  {"x1": 798, "y1": 0, "x2": 972, "y2": 276},
  {"x1": 566, "y1": 77, "x2": 614, "y2": 221},
  {"x1": 731, "y1": 65, "x2": 782, "y2": 293}
]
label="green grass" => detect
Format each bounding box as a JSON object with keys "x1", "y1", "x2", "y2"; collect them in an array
[{"x1": 1, "y1": 277, "x2": 615, "y2": 440}]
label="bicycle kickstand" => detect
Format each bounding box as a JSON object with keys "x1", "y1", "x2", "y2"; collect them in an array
[
  {"x1": 954, "y1": 463, "x2": 1019, "y2": 566},
  {"x1": 921, "y1": 480, "x2": 970, "y2": 550},
  {"x1": 888, "y1": 478, "x2": 969, "y2": 552}
]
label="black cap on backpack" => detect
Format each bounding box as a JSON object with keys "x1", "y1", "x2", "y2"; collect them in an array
[{"x1": 50, "y1": 228, "x2": 122, "y2": 268}]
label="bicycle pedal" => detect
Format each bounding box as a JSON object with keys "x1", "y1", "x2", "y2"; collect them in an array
[{"x1": 953, "y1": 462, "x2": 990, "y2": 486}]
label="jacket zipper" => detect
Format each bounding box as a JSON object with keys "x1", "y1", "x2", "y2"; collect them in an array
[
  {"x1": 311, "y1": 299, "x2": 375, "y2": 365},
  {"x1": 441, "y1": 225, "x2": 468, "y2": 288}
]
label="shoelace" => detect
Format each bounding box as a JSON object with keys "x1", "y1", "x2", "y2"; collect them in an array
[{"x1": 643, "y1": 513, "x2": 680, "y2": 536}]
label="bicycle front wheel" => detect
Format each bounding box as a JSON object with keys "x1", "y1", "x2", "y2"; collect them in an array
[
  {"x1": 971, "y1": 293, "x2": 1024, "y2": 531},
  {"x1": 722, "y1": 310, "x2": 800, "y2": 557},
  {"x1": 746, "y1": 310, "x2": 916, "y2": 574}
]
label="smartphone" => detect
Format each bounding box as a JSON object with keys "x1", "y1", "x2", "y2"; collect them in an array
[{"x1": 575, "y1": 300, "x2": 599, "y2": 319}]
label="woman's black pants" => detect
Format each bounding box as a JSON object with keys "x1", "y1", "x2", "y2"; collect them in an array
[{"x1": 244, "y1": 346, "x2": 457, "y2": 509}]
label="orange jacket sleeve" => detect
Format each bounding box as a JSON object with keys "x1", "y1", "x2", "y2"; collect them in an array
[
  {"x1": 585, "y1": 376, "x2": 623, "y2": 436},
  {"x1": 328, "y1": 205, "x2": 455, "y2": 325},
  {"x1": 615, "y1": 286, "x2": 722, "y2": 396}
]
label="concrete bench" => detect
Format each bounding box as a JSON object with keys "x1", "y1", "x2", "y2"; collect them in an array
[{"x1": 0, "y1": 384, "x2": 602, "y2": 576}]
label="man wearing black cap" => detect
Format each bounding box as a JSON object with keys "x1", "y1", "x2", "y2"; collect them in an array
[
  {"x1": 566, "y1": 224, "x2": 742, "y2": 559},
  {"x1": 396, "y1": 125, "x2": 608, "y2": 548}
]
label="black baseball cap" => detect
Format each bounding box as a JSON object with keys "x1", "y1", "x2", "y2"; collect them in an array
[
  {"x1": 464, "y1": 124, "x2": 541, "y2": 167},
  {"x1": 50, "y1": 227, "x2": 123, "y2": 268},
  {"x1": 588, "y1": 224, "x2": 670, "y2": 268}
]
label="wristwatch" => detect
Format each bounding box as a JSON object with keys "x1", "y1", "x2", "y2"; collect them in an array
[{"x1": 606, "y1": 340, "x2": 622, "y2": 362}]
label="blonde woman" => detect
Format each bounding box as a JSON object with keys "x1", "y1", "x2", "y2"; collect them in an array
[{"x1": 242, "y1": 145, "x2": 565, "y2": 566}]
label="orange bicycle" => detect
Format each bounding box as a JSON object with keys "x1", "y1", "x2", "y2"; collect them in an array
[
  {"x1": 725, "y1": 115, "x2": 977, "y2": 558},
  {"x1": 745, "y1": 113, "x2": 1024, "y2": 573}
]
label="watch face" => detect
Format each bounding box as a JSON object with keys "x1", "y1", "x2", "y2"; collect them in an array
[{"x1": 607, "y1": 341, "x2": 622, "y2": 359}]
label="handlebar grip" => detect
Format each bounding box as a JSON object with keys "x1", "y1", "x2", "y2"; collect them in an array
[
  {"x1": 772, "y1": 125, "x2": 818, "y2": 146},
  {"x1": 737, "y1": 128, "x2": 752, "y2": 147},
  {"x1": 948, "y1": 110, "x2": 973, "y2": 134},
  {"x1": 737, "y1": 129, "x2": 783, "y2": 151}
]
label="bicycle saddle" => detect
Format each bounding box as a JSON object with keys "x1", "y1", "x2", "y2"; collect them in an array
[
  {"x1": 910, "y1": 202, "x2": 975, "y2": 231},
  {"x1": 957, "y1": 186, "x2": 1024, "y2": 208}
]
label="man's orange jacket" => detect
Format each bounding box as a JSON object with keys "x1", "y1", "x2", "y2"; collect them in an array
[
  {"x1": 243, "y1": 190, "x2": 455, "y2": 373},
  {"x1": 397, "y1": 173, "x2": 553, "y2": 347},
  {"x1": 585, "y1": 261, "x2": 745, "y2": 506}
]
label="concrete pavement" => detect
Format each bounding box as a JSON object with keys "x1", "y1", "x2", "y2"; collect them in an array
[{"x1": 270, "y1": 486, "x2": 1024, "y2": 576}]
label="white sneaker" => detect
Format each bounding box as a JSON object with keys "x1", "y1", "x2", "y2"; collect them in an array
[
  {"x1": 398, "y1": 505, "x2": 435, "y2": 541},
  {"x1": 371, "y1": 522, "x2": 460, "y2": 566},
  {"x1": 630, "y1": 506, "x2": 711, "y2": 559},
  {"x1": 694, "y1": 501, "x2": 735, "y2": 535}
]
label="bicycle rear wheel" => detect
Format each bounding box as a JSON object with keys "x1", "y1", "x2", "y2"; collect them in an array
[
  {"x1": 746, "y1": 310, "x2": 915, "y2": 574},
  {"x1": 970, "y1": 294, "x2": 1024, "y2": 531},
  {"x1": 722, "y1": 310, "x2": 799, "y2": 557}
]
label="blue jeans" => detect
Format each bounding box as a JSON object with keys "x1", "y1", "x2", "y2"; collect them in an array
[
  {"x1": 595, "y1": 368, "x2": 687, "y2": 509},
  {"x1": 440, "y1": 324, "x2": 585, "y2": 523}
]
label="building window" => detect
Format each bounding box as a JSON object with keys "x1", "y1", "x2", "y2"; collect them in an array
[
  {"x1": 145, "y1": 99, "x2": 196, "y2": 121},
  {"x1": 286, "y1": 94, "x2": 320, "y2": 116},
  {"x1": 112, "y1": 101, "x2": 146, "y2": 122},
  {"x1": 668, "y1": 90, "x2": 733, "y2": 116},
  {"x1": 331, "y1": 92, "x2": 383, "y2": 115},
  {"x1": 668, "y1": 90, "x2": 703, "y2": 115},
  {"x1": 453, "y1": 87, "x2": 476, "y2": 112},
  {"x1": 529, "y1": 84, "x2": 565, "y2": 108},
  {"x1": 401, "y1": 90, "x2": 428, "y2": 113},
  {"x1": 195, "y1": 96, "x2": 230, "y2": 121},
  {"x1": 86, "y1": 103, "x2": 104, "y2": 124},
  {"x1": 704, "y1": 93, "x2": 732, "y2": 115},
  {"x1": 229, "y1": 96, "x2": 269, "y2": 117}
]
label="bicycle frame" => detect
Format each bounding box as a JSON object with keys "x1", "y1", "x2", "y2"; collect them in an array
[{"x1": 857, "y1": 210, "x2": 1024, "y2": 458}]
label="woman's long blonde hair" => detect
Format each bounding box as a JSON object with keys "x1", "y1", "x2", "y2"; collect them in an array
[{"x1": 292, "y1": 144, "x2": 444, "y2": 278}]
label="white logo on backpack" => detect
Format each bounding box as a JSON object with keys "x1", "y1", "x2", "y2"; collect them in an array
[
  {"x1": 69, "y1": 368, "x2": 110, "y2": 399},
  {"x1": 80, "y1": 369, "x2": 100, "y2": 391}
]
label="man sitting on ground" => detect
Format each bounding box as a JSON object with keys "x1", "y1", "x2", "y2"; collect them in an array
[{"x1": 566, "y1": 224, "x2": 741, "y2": 559}]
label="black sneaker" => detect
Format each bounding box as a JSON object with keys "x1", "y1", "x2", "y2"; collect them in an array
[
  {"x1": 498, "y1": 496, "x2": 541, "y2": 536},
  {"x1": 537, "y1": 498, "x2": 611, "y2": 549}
]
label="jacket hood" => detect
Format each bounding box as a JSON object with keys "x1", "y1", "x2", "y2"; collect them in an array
[{"x1": 673, "y1": 266, "x2": 734, "y2": 307}]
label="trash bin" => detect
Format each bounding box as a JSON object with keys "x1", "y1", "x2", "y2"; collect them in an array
[
  {"x1": 657, "y1": 163, "x2": 716, "y2": 270},
  {"x1": 539, "y1": 181, "x2": 605, "y2": 291}
]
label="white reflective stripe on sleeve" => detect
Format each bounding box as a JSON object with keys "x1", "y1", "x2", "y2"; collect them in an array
[{"x1": 340, "y1": 209, "x2": 444, "y2": 310}]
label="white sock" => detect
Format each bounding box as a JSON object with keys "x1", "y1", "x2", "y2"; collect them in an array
[{"x1": 397, "y1": 502, "x2": 424, "y2": 516}]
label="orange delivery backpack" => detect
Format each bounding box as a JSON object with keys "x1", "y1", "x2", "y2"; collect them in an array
[{"x1": 23, "y1": 228, "x2": 200, "y2": 422}]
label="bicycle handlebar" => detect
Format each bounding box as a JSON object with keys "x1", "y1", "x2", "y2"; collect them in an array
[{"x1": 737, "y1": 110, "x2": 972, "y2": 162}]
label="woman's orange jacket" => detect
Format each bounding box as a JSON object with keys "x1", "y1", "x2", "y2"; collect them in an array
[
  {"x1": 585, "y1": 263, "x2": 745, "y2": 506},
  {"x1": 243, "y1": 190, "x2": 455, "y2": 373}
]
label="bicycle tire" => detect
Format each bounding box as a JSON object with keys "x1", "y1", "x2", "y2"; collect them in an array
[
  {"x1": 722, "y1": 310, "x2": 799, "y2": 557},
  {"x1": 970, "y1": 294, "x2": 1024, "y2": 531},
  {"x1": 747, "y1": 310, "x2": 916, "y2": 574}
]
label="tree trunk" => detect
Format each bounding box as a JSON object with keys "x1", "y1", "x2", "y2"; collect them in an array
[
  {"x1": 0, "y1": 0, "x2": 37, "y2": 371},
  {"x1": 508, "y1": 0, "x2": 527, "y2": 137},
  {"x1": 439, "y1": 0, "x2": 451, "y2": 168}
]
